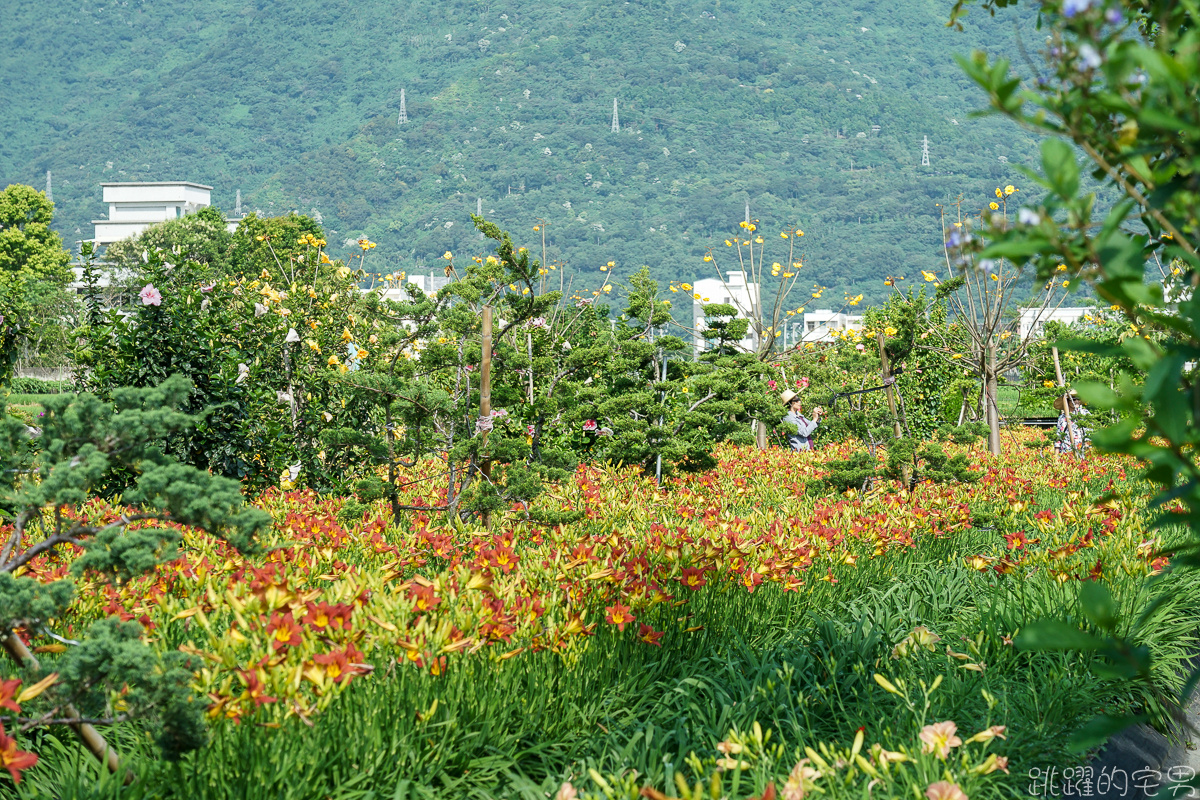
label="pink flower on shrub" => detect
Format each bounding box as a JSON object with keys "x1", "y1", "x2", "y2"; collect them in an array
[
  {"x1": 582, "y1": 419, "x2": 598, "y2": 431},
  {"x1": 797, "y1": 376, "x2": 810, "y2": 389},
  {"x1": 139, "y1": 284, "x2": 162, "y2": 306},
  {"x1": 768, "y1": 380, "x2": 777, "y2": 389},
  {"x1": 855, "y1": 343, "x2": 865, "y2": 352}
]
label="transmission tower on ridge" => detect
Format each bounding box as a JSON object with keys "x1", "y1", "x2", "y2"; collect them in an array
[
  {"x1": 45, "y1": 171, "x2": 52, "y2": 202},
  {"x1": 745, "y1": 201, "x2": 750, "y2": 224},
  {"x1": 235, "y1": 190, "x2": 243, "y2": 216},
  {"x1": 611, "y1": 98, "x2": 619, "y2": 133},
  {"x1": 398, "y1": 89, "x2": 408, "y2": 125},
  {"x1": 921, "y1": 136, "x2": 930, "y2": 167},
  {"x1": 477, "y1": 197, "x2": 482, "y2": 216}
]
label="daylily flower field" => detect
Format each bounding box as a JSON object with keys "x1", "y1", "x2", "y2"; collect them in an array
[{"x1": 5, "y1": 427, "x2": 1197, "y2": 799}]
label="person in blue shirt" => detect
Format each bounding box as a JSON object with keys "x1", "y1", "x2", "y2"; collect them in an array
[{"x1": 781, "y1": 389, "x2": 823, "y2": 451}]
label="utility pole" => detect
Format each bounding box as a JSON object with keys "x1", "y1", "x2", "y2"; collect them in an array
[
  {"x1": 398, "y1": 89, "x2": 408, "y2": 124},
  {"x1": 878, "y1": 330, "x2": 910, "y2": 486},
  {"x1": 921, "y1": 135, "x2": 930, "y2": 167},
  {"x1": 611, "y1": 98, "x2": 619, "y2": 133}
]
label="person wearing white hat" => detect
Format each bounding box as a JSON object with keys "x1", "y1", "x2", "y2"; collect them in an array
[
  {"x1": 1054, "y1": 390, "x2": 1089, "y2": 454},
  {"x1": 781, "y1": 389, "x2": 823, "y2": 451}
]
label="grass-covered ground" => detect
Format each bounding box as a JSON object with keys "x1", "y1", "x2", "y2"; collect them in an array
[{"x1": 5, "y1": 431, "x2": 1197, "y2": 800}]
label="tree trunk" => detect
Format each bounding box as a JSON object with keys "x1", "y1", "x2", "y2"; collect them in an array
[{"x1": 984, "y1": 345, "x2": 1001, "y2": 455}]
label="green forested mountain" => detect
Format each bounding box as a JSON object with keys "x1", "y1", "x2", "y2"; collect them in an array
[{"x1": 2, "y1": 0, "x2": 1045, "y2": 304}]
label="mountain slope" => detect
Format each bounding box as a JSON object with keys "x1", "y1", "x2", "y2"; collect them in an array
[{"x1": 2, "y1": 0, "x2": 1044, "y2": 304}]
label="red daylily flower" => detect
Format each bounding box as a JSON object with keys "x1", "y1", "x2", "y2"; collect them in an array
[
  {"x1": 313, "y1": 650, "x2": 352, "y2": 683},
  {"x1": 679, "y1": 567, "x2": 707, "y2": 590},
  {"x1": 265, "y1": 611, "x2": 303, "y2": 651},
  {"x1": 408, "y1": 585, "x2": 441, "y2": 612},
  {"x1": 302, "y1": 601, "x2": 334, "y2": 630},
  {"x1": 0, "y1": 680, "x2": 20, "y2": 714},
  {"x1": 1002, "y1": 530, "x2": 1028, "y2": 550},
  {"x1": 638, "y1": 624, "x2": 664, "y2": 647},
  {"x1": 0, "y1": 723, "x2": 38, "y2": 783},
  {"x1": 239, "y1": 670, "x2": 277, "y2": 707},
  {"x1": 605, "y1": 602, "x2": 635, "y2": 632}
]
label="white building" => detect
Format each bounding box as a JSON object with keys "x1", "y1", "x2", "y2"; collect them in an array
[
  {"x1": 371, "y1": 273, "x2": 452, "y2": 302},
  {"x1": 92, "y1": 182, "x2": 240, "y2": 247},
  {"x1": 1018, "y1": 306, "x2": 1090, "y2": 340},
  {"x1": 798, "y1": 309, "x2": 865, "y2": 343},
  {"x1": 692, "y1": 271, "x2": 761, "y2": 354}
]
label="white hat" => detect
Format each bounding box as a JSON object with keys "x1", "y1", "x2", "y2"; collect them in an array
[
  {"x1": 1054, "y1": 390, "x2": 1079, "y2": 411},
  {"x1": 781, "y1": 389, "x2": 798, "y2": 405}
]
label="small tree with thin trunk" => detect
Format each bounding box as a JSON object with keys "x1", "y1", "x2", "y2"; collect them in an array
[
  {"x1": 684, "y1": 220, "x2": 815, "y2": 448},
  {"x1": 922, "y1": 193, "x2": 1072, "y2": 455}
]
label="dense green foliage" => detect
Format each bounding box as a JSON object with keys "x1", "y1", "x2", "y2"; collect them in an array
[
  {"x1": 953, "y1": 0, "x2": 1200, "y2": 744},
  {"x1": 0, "y1": 186, "x2": 73, "y2": 382},
  {"x1": 0, "y1": 0, "x2": 1052, "y2": 305},
  {"x1": 0, "y1": 377, "x2": 269, "y2": 762}
]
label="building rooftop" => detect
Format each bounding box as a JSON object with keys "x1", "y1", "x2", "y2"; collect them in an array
[{"x1": 100, "y1": 181, "x2": 214, "y2": 189}]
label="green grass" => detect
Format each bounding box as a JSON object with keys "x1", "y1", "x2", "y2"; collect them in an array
[
  {"x1": 3, "y1": 391, "x2": 76, "y2": 422},
  {"x1": 997, "y1": 385, "x2": 1057, "y2": 418}
]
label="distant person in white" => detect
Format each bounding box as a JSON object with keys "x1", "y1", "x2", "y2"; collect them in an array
[
  {"x1": 1054, "y1": 390, "x2": 1089, "y2": 455},
  {"x1": 781, "y1": 390, "x2": 823, "y2": 451}
]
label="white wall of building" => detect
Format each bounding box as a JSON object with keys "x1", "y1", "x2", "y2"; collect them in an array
[
  {"x1": 93, "y1": 182, "x2": 242, "y2": 246},
  {"x1": 1018, "y1": 307, "x2": 1090, "y2": 339},
  {"x1": 692, "y1": 271, "x2": 761, "y2": 354},
  {"x1": 798, "y1": 309, "x2": 865, "y2": 343}
]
